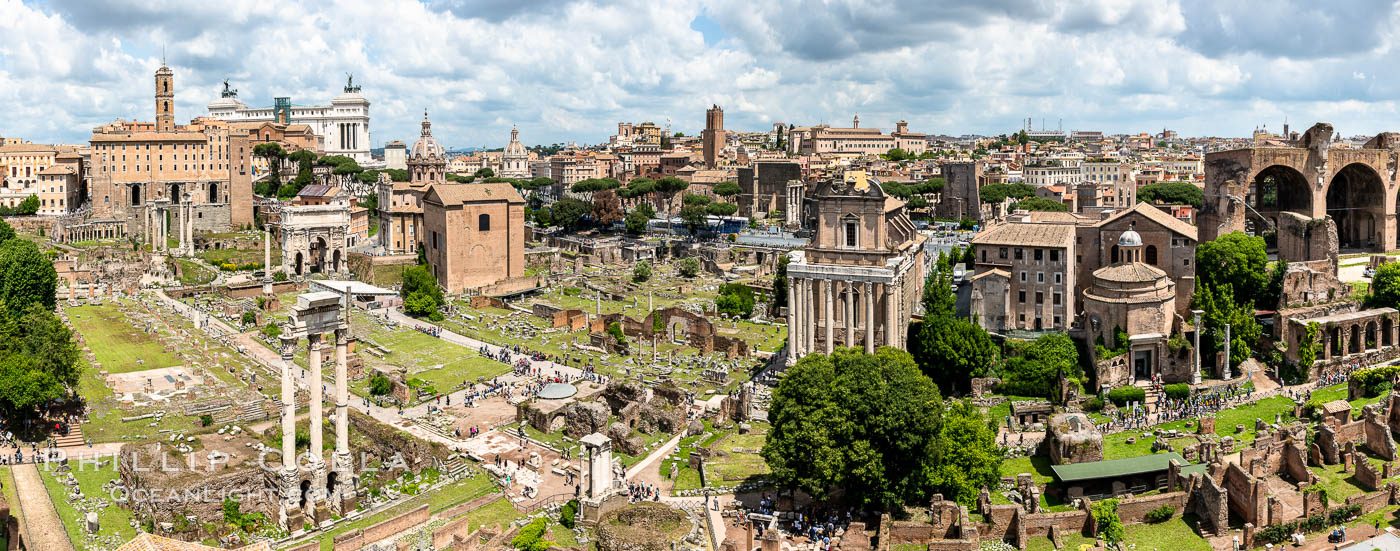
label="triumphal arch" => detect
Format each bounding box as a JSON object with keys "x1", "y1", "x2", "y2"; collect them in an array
[{"x1": 1199, "y1": 122, "x2": 1400, "y2": 260}]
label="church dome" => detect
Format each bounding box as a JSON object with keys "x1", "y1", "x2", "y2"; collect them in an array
[
  {"x1": 1117, "y1": 229, "x2": 1142, "y2": 247},
  {"x1": 503, "y1": 127, "x2": 527, "y2": 158},
  {"x1": 410, "y1": 111, "x2": 445, "y2": 160}
]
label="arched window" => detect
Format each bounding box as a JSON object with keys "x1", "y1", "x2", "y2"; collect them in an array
[
  {"x1": 1110, "y1": 245, "x2": 1119, "y2": 264},
  {"x1": 208, "y1": 183, "x2": 218, "y2": 203},
  {"x1": 479, "y1": 213, "x2": 491, "y2": 232},
  {"x1": 1145, "y1": 245, "x2": 1158, "y2": 265},
  {"x1": 130, "y1": 185, "x2": 141, "y2": 206}
]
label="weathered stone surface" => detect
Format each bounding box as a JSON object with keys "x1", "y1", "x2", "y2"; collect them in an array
[
  {"x1": 686, "y1": 419, "x2": 703, "y2": 436},
  {"x1": 1043, "y1": 413, "x2": 1103, "y2": 465},
  {"x1": 1198, "y1": 417, "x2": 1215, "y2": 434},
  {"x1": 564, "y1": 401, "x2": 611, "y2": 439},
  {"x1": 608, "y1": 422, "x2": 644, "y2": 455}
]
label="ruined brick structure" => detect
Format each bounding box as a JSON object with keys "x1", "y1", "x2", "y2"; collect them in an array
[{"x1": 1200, "y1": 122, "x2": 1400, "y2": 256}]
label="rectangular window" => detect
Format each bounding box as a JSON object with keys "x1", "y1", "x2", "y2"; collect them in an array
[
  {"x1": 1034, "y1": 249, "x2": 1043, "y2": 261},
  {"x1": 981, "y1": 250, "x2": 986, "y2": 262},
  {"x1": 1020, "y1": 271, "x2": 1027, "y2": 282},
  {"x1": 999, "y1": 247, "x2": 1008, "y2": 259},
  {"x1": 1018, "y1": 290, "x2": 1026, "y2": 303},
  {"x1": 1053, "y1": 315, "x2": 1062, "y2": 327},
  {"x1": 1053, "y1": 292, "x2": 1062, "y2": 305},
  {"x1": 1014, "y1": 248, "x2": 1023, "y2": 260},
  {"x1": 1054, "y1": 273, "x2": 1062, "y2": 284},
  {"x1": 1036, "y1": 292, "x2": 1044, "y2": 304},
  {"x1": 1037, "y1": 272, "x2": 1044, "y2": 283},
  {"x1": 1050, "y1": 250, "x2": 1059, "y2": 262},
  {"x1": 845, "y1": 223, "x2": 857, "y2": 247}
]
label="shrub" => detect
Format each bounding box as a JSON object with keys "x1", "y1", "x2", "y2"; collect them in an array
[
  {"x1": 1301, "y1": 398, "x2": 1326, "y2": 419},
  {"x1": 1351, "y1": 365, "x2": 1400, "y2": 397},
  {"x1": 633, "y1": 260, "x2": 651, "y2": 282},
  {"x1": 240, "y1": 312, "x2": 257, "y2": 326},
  {"x1": 1091, "y1": 499, "x2": 1124, "y2": 546},
  {"x1": 559, "y1": 499, "x2": 578, "y2": 528},
  {"x1": 1107, "y1": 386, "x2": 1146, "y2": 406},
  {"x1": 272, "y1": 270, "x2": 288, "y2": 282},
  {"x1": 369, "y1": 374, "x2": 392, "y2": 396},
  {"x1": 563, "y1": 287, "x2": 582, "y2": 297},
  {"x1": 1144, "y1": 504, "x2": 1174, "y2": 523},
  {"x1": 261, "y1": 323, "x2": 281, "y2": 339},
  {"x1": 1163, "y1": 383, "x2": 1190, "y2": 401},
  {"x1": 676, "y1": 257, "x2": 700, "y2": 278},
  {"x1": 511, "y1": 517, "x2": 553, "y2": 551},
  {"x1": 606, "y1": 322, "x2": 627, "y2": 345},
  {"x1": 200, "y1": 414, "x2": 215, "y2": 427},
  {"x1": 1084, "y1": 396, "x2": 1104, "y2": 412}
]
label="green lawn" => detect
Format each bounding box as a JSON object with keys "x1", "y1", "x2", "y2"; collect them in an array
[
  {"x1": 173, "y1": 259, "x2": 216, "y2": 285},
  {"x1": 349, "y1": 328, "x2": 511, "y2": 401},
  {"x1": 1023, "y1": 514, "x2": 1209, "y2": 551},
  {"x1": 1000, "y1": 455, "x2": 1055, "y2": 485},
  {"x1": 38, "y1": 463, "x2": 138, "y2": 550},
  {"x1": 462, "y1": 497, "x2": 522, "y2": 534},
  {"x1": 0, "y1": 467, "x2": 20, "y2": 529},
  {"x1": 67, "y1": 304, "x2": 184, "y2": 373}
]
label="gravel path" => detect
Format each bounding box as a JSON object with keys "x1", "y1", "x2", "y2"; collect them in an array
[{"x1": 12, "y1": 463, "x2": 74, "y2": 551}]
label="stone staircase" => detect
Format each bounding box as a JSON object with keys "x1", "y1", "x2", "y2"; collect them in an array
[
  {"x1": 443, "y1": 455, "x2": 472, "y2": 479},
  {"x1": 53, "y1": 424, "x2": 85, "y2": 448}
]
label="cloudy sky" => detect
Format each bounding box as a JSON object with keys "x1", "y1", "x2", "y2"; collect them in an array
[{"x1": 3, "y1": 0, "x2": 1398, "y2": 149}]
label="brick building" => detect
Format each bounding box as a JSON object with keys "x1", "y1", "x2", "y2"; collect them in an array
[{"x1": 422, "y1": 183, "x2": 526, "y2": 293}]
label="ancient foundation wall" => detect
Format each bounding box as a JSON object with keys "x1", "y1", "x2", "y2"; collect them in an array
[
  {"x1": 334, "y1": 505, "x2": 431, "y2": 551},
  {"x1": 1116, "y1": 492, "x2": 1189, "y2": 524}
]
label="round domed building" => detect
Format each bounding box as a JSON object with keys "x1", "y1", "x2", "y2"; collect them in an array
[{"x1": 1082, "y1": 224, "x2": 1182, "y2": 389}]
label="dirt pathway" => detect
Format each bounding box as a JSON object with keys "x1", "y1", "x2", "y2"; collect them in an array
[{"x1": 12, "y1": 463, "x2": 74, "y2": 551}]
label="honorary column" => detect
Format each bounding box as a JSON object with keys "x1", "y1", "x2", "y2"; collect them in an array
[
  {"x1": 334, "y1": 323, "x2": 353, "y2": 510},
  {"x1": 845, "y1": 281, "x2": 855, "y2": 348}
]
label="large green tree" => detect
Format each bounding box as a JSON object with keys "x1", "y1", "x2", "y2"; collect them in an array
[
  {"x1": 679, "y1": 204, "x2": 709, "y2": 235},
  {"x1": 401, "y1": 265, "x2": 444, "y2": 320},
  {"x1": 550, "y1": 198, "x2": 592, "y2": 230},
  {"x1": 0, "y1": 238, "x2": 57, "y2": 314},
  {"x1": 763, "y1": 347, "x2": 944, "y2": 510},
  {"x1": 998, "y1": 333, "x2": 1081, "y2": 400},
  {"x1": 908, "y1": 249, "x2": 996, "y2": 394},
  {"x1": 1195, "y1": 231, "x2": 1269, "y2": 307},
  {"x1": 929, "y1": 401, "x2": 1004, "y2": 504},
  {"x1": 1369, "y1": 262, "x2": 1400, "y2": 309}
]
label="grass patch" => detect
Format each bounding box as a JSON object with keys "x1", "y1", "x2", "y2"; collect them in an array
[
  {"x1": 463, "y1": 497, "x2": 521, "y2": 534},
  {"x1": 1000, "y1": 455, "x2": 1055, "y2": 485},
  {"x1": 68, "y1": 304, "x2": 184, "y2": 373},
  {"x1": 38, "y1": 464, "x2": 138, "y2": 550}
]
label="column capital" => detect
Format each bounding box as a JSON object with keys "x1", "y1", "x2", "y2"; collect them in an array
[{"x1": 279, "y1": 334, "x2": 297, "y2": 359}]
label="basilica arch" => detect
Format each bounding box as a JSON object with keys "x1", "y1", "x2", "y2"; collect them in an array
[{"x1": 1200, "y1": 122, "x2": 1400, "y2": 259}]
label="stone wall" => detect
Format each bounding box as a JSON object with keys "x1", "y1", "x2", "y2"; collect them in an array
[
  {"x1": 1354, "y1": 451, "x2": 1385, "y2": 490},
  {"x1": 1116, "y1": 492, "x2": 1189, "y2": 524},
  {"x1": 333, "y1": 505, "x2": 430, "y2": 551}
]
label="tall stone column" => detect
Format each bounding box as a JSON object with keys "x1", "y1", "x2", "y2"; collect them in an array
[
  {"x1": 788, "y1": 275, "x2": 801, "y2": 358},
  {"x1": 333, "y1": 325, "x2": 353, "y2": 512},
  {"x1": 884, "y1": 283, "x2": 896, "y2": 347},
  {"x1": 845, "y1": 281, "x2": 855, "y2": 347},
  {"x1": 307, "y1": 333, "x2": 326, "y2": 504},
  {"x1": 823, "y1": 279, "x2": 834, "y2": 354},
  {"x1": 805, "y1": 279, "x2": 815, "y2": 354},
  {"x1": 864, "y1": 281, "x2": 875, "y2": 354},
  {"x1": 1191, "y1": 310, "x2": 1203, "y2": 384},
  {"x1": 264, "y1": 226, "x2": 273, "y2": 294},
  {"x1": 278, "y1": 333, "x2": 301, "y2": 529},
  {"x1": 184, "y1": 203, "x2": 193, "y2": 254},
  {"x1": 893, "y1": 281, "x2": 903, "y2": 348}
]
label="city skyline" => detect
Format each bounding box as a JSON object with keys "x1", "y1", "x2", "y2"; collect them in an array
[{"x1": 2, "y1": 0, "x2": 1397, "y2": 147}]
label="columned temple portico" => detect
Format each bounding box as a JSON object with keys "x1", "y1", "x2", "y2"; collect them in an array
[
  {"x1": 784, "y1": 172, "x2": 925, "y2": 363},
  {"x1": 787, "y1": 251, "x2": 917, "y2": 357}
]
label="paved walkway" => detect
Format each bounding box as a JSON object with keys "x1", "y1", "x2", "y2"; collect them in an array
[{"x1": 12, "y1": 463, "x2": 74, "y2": 551}]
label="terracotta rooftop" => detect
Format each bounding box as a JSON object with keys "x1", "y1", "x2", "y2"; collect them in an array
[
  {"x1": 425, "y1": 182, "x2": 524, "y2": 205},
  {"x1": 971, "y1": 223, "x2": 1075, "y2": 248}
]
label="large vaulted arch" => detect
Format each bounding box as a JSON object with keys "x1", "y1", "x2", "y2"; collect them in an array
[{"x1": 1327, "y1": 163, "x2": 1386, "y2": 252}]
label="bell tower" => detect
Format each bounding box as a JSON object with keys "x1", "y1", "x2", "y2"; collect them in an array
[{"x1": 155, "y1": 60, "x2": 174, "y2": 132}]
